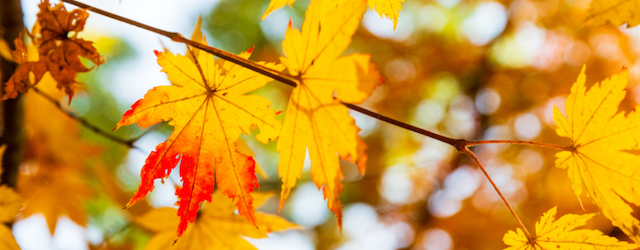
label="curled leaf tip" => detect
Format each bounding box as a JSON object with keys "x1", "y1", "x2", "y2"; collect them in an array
[{"x1": 246, "y1": 46, "x2": 255, "y2": 54}]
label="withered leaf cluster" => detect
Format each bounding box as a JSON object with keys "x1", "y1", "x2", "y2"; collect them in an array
[{"x1": 3, "y1": 0, "x2": 104, "y2": 101}]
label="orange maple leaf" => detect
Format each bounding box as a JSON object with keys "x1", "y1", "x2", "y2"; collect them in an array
[
  {"x1": 3, "y1": 32, "x2": 48, "y2": 100},
  {"x1": 3, "y1": 0, "x2": 104, "y2": 101},
  {"x1": 276, "y1": 0, "x2": 382, "y2": 226},
  {"x1": 19, "y1": 77, "x2": 99, "y2": 234},
  {"x1": 115, "y1": 47, "x2": 284, "y2": 237}
]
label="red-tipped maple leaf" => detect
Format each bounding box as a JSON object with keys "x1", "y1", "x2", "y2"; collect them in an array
[{"x1": 115, "y1": 47, "x2": 283, "y2": 237}]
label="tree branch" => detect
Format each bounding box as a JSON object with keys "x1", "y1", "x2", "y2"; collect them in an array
[
  {"x1": 464, "y1": 140, "x2": 570, "y2": 151},
  {"x1": 31, "y1": 87, "x2": 147, "y2": 153},
  {"x1": 60, "y1": 0, "x2": 466, "y2": 149}
]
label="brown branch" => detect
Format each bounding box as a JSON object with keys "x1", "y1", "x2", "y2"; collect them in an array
[
  {"x1": 60, "y1": 0, "x2": 466, "y2": 149},
  {"x1": 61, "y1": 0, "x2": 575, "y2": 154},
  {"x1": 464, "y1": 140, "x2": 570, "y2": 151},
  {"x1": 462, "y1": 147, "x2": 534, "y2": 241},
  {"x1": 31, "y1": 87, "x2": 147, "y2": 153}
]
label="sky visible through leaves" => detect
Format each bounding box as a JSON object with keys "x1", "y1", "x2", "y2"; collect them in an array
[{"x1": 7, "y1": 0, "x2": 640, "y2": 249}]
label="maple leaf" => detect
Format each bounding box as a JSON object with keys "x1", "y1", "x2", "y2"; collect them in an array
[
  {"x1": 2, "y1": 0, "x2": 104, "y2": 101},
  {"x1": 17, "y1": 79, "x2": 98, "y2": 235},
  {"x1": 368, "y1": 0, "x2": 404, "y2": 29},
  {"x1": 3, "y1": 32, "x2": 48, "y2": 100},
  {"x1": 0, "y1": 145, "x2": 22, "y2": 250},
  {"x1": 261, "y1": 0, "x2": 296, "y2": 20},
  {"x1": 135, "y1": 191, "x2": 301, "y2": 249},
  {"x1": 0, "y1": 185, "x2": 21, "y2": 226},
  {"x1": 0, "y1": 185, "x2": 21, "y2": 250},
  {"x1": 260, "y1": 0, "x2": 403, "y2": 30},
  {"x1": 585, "y1": 0, "x2": 640, "y2": 28},
  {"x1": 237, "y1": 138, "x2": 270, "y2": 180},
  {"x1": 19, "y1": 167, "x2": 92, "y2": 234},
  {"x1": 503, "y1": 207, "x2": 636, "y2": 249},
  {"x1": 115, "y1": 47, "x2": 284, "y2": 237},
  {"x1": 277, "y1": 0, "x2": 382, "y2": 226},
  {"x1": 553, "y1": 66, "x2": 640, "y2": 243}
]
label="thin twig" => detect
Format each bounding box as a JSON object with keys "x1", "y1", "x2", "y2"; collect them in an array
[
  {"x1": 32, "y1": 87, "x2": 146, "y2": 152},
  {"x1": 464, "y1": 140, "x2": 570, "y2": 151},
  {"x1": 60, "y1": 0, "x2": 464, "y2": 149},
  {"x1": 462, "y1": 147, "x2": 534, "y2": 241}
]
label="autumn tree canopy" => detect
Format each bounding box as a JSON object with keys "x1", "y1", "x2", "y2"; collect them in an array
[{"x1": 2, "y1": 0, "x2": 640, "y2": 249}]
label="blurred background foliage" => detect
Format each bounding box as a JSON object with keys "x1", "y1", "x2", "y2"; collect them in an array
[{"x1": 11, "y1": 0, "x2": 640, "y2": 249}]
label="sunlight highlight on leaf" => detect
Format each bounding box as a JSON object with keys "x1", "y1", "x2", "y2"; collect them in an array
[{"x1": 553, "y1": 66, "x2": 640, "y2": 243}]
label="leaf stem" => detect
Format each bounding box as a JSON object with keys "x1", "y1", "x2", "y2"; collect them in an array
[
  {"x1": 32, "y1": 87, "x2": 146, "y2": 153},
  {"x1": 462, "y1": 148, "x2": 534, "y2": 241},
  {"x1": 464, "y1": 140, "x2": 570, "y2": 151}
]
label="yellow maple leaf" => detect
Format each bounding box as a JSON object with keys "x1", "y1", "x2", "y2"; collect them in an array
[
  {"x1": 277, "y1": 0, "x2": 381, "y2": 226},
  {"x1": 503, "y1": 207, "x2": 636, "y2": 249},
  {"x1": 368, "y1": 0, "x2": 404, "y2": 29},
  {"x1": 135, "y1": 191, "x2": 301, "y2": 249},
  {"x1": 115, "y1": 45, "x2": 284, "y2": 237},
  {"x1": 261, "y1": 0, "x2": 403, "y2": 30},
  {"x1": 553, "y1": 66, "x2": 640, "y2": 243},
  {"x1": 261, "y1": 0, "x2": 297, "y2": 20},
  {"x1": 0, "y1": 185, "x2": 22, "y2": 225},
  {"x1": 0, "y1": 145, "x2": 22, "y2": 250},
  {"x1": 585, "y1": 0, "x2": 640, "y2": 28}
]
